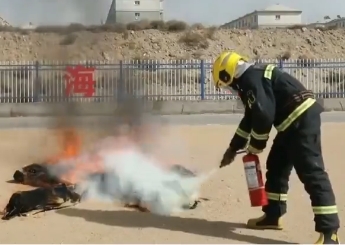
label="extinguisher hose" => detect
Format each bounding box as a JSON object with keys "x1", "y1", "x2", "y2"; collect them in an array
[{"x1": 236, "y1": 150, "x2": 246, "y2": 155}]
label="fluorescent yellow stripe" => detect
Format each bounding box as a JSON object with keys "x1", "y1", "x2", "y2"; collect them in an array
[
  {"x1": 276, "y1": 98, "x2": 316, "y2": 132},
  {"x1": 251, "y1": 130, "x2": 269, "y2": 140},
  {"x1": 247, "y1": 145, "x2": 262, "y2": 154},
  {"x1": 312, "y1": 205, "x2": 338, "y2": 215},
  {"x1": 264, "y1": 64, "x2": 276, "y2": 79},
  {"x1": 267, "y1": 192, "x2": 288, "y2": 201},
  {"x1": 235, "y1": 128, "x2": 250, "y2": 139}
]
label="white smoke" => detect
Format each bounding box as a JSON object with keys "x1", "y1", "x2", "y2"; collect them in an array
[
  {"x1": 75, "y1": 146, "x2": 212, "y2": 215},
  {"x1": 48, "y1": 124, "x2": 213, "y2": 216}
]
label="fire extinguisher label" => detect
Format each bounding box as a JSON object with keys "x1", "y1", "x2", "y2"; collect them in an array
[{"x1": 244, "y1": 161, "x2": 259, "y2": 189}]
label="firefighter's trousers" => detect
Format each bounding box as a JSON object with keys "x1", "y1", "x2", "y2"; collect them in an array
[{"x1": 262, "y1": 103, "x2": 340, "y2": 232}]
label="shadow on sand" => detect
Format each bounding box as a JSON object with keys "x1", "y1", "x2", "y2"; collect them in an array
[{"x1": 56, "y1": 208, "x2": 295, "y2": 244}]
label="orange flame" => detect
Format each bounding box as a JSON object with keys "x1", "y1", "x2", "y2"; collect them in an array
[
  {"x1": 47, "y1": 128, "x2": 81, "y2": 164},
  {"x1": 43, "y1": 125, "x2": 174, "y2": 186}
]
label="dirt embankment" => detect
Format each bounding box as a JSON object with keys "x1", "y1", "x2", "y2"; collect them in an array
[{"x1": 1, "y1": 22, "x2": 345, "y2": 61}]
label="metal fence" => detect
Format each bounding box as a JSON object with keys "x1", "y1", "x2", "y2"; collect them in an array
[{"x1": 1, "y1": 59, "x2": 345, "y2": 103}]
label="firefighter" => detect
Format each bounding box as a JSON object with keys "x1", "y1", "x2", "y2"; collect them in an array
[{"x1": 212, "y1": 51, "x2": 340, "y2": 244}]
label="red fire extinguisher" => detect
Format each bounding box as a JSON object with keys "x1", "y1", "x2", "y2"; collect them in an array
[{"x1": 242, "y1": 153, "x2": 268, "y2": 207}]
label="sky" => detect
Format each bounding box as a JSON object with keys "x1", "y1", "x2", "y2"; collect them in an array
[{"x1": 0, "y1": 0, "x2": 343, "y2": 26}]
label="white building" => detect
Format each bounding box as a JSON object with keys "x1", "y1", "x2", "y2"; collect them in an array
[
  {"x1": 324, "y1": 18, "x2": 345, "y2": 28},
  {"x1": 307, "y1": 22, "x2": 326, "y2": 29},
  {"x1": 221, "y1": 4, "x2": 302, "y2": 29},
  {"x1": 106, "y1": 0, "x2": 163, "y2": 24}
]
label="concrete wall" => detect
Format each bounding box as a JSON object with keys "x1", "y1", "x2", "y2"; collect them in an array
[
  {"x1": 115, "y1": 11, "x2": 163, "y2": 23},
  {"x1": 324, "y1": 19, "x2": 345, "y2": 28},
  {"x1": 222, "y1": 11, "x2": 302, "y2": 29},
  {"x1": 1, "y1": 98, "x2": 345, "y2": 117},
  {"x1": 106, "y1": 0, "x2": 163, "y2": 24},
  {"x1": 257, "y1": 12, "x2": 302, "y2": 27},
  {"x1": 222, "y1": 13, "x2": 258, "y2": 29},
  {"x1": 116, "y1": 0, "x2": 162, "y2": 11}
]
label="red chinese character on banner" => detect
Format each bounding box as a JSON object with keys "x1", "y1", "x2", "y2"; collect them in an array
[{"x1": 65, "y1": 65, "x2": 96, "y2": 97}]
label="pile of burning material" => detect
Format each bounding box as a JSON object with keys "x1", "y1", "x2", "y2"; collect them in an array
[
  {"x1": 2, "y1": 129, "x2": 84, "y2": 220},
  {"x1": 3, "y1": 120, "x2": 209, "y2": 218},
  {"x1": 2, "y1": 184, "x2": 80, "y2": 220},
  {"x1": 13, "y1": 163, "x2": 71, "y2": 188}
]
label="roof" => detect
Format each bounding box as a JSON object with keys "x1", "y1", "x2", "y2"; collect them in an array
[
  {"x1": 221, "y1": 3, "x2": 301, "y2": 27},
  {"x1": 327, "y1": 18, "x2": 345, "y2": 23},
  {"x1": 259, "y1": 4, "x2": 301, "y2": 12}
]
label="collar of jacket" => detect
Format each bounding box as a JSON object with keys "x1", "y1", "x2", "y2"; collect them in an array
[{"x1": 234, "y1": 60, "x2": 254, "y2": 79}]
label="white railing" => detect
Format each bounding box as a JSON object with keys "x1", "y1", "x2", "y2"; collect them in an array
[{"x1": 0, "y1": 59, "x2": 344, "y2": 103}]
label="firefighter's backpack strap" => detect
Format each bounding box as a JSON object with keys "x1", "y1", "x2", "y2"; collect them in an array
[{"x1": 263, "y1": 64, "x2": 276, "y2": 80}]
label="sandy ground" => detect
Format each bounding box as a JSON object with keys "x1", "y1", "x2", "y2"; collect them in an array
[{"x1": 0, "y1": 124, "x2": 344, "y2": 244}]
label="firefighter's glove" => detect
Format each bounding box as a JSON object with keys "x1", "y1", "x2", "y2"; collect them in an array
[
  {"x1": 220, "y1": 147, "x2": 237, "y2": 168},
  {"x1": 246, "y1": 145, "x2": 263, "y2": 154}
]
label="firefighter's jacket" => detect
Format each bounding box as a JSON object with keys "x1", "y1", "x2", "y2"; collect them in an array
[{"x1": 229, "y1": 64, "x2": 317, "y2": 153}]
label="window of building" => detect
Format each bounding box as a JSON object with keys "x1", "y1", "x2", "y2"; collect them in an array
[
  {"x1": 135, "y1": 1, "x2": 140, "y2": 5},
  {"x1": 275, "y1": 15, "x2": 281, "y2": 20},
  {"x1": 135, "y1": 12, "x2": 140, "y2": 20}
]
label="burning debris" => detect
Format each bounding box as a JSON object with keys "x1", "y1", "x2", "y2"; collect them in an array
[
  {"x1": 2, "y1": 184, "x2": 80, "y2": 220},
  {"x1": 1, "y1": 128, "x2": 83, "y2": 220},
  {"x1": 13, "y1": 163, "x2": 69, "y2": 188},
  {"x1": 3, "y1": 114, "x2": 209, "y2": 219}
]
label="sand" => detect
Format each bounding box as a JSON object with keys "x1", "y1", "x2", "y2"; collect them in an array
[{"x1": 0, "y1": 124, "x2": 343, "y2": 244}]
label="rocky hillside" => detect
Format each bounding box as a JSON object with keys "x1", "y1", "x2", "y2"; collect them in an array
[
  {"x1": 0, "y1": 22, "x2": 344, "y2": 102},
  {"x1": 0, "y1": 22, "x2": 344, "y2": 61}
]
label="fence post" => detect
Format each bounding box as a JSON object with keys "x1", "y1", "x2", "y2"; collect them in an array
[
  {"x1": 33, "y1": 61, "x2": 40, "y2": 102},
  {"x1": 118, "y1": 60, "x2": 124, "y2": 103},
  {"x1": 279, "y1": 59, "x2": 283, "y2": 69},
  {"x1": 200, "y1": 60, "x2": 205, "y2": 100}
]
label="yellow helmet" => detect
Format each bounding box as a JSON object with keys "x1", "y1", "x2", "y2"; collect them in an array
[{"x1": 212, "y1": 51, "x2": 248, "y2": 88}]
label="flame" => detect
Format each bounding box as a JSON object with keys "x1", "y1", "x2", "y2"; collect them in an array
[
  {"x1": 45, "y1": 128, "x2": 134, "y2": 185},
  {"x1": 31, "y1": 125, "x2": 176, "y2": 187},
  {"x1": 45, "y1": 128, "x2": 104, "y2": 185},
  {"x1": 47, "y1": 128, "x2": 81, "y2": 164}
]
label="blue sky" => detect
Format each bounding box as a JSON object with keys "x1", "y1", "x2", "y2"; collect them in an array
[{"x1": 0, "y1": 0, "x2": 343, "y2": 26}]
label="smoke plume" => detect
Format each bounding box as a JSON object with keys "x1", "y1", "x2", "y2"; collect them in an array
[
  {"x1": 47, "y1": 96, "x2": 213, "y2": 215},
  {"x1": 1, "y1": 0, "x2": 112, "y2": 26},
  {"x1": 48, "y1": 133, "x2": 213, "y2": 215}
]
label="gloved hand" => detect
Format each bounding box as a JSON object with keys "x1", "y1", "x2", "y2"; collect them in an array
[{"x1": 220, "y1": 147, "x2": 237, "y2": 168}]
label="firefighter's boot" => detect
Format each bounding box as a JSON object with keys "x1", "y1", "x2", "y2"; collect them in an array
[
  {"x1": 246, "y1": 214, "x2": 283, "y2": 230},
  {"x1": 315, "y1": 232, "x2": 340, "y2": 244}
]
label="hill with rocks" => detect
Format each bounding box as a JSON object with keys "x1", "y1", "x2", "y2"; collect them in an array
[
  {"x1": 0, "y1": 22, "x2": 344, "y2": 61},
  {"x1": 0, "y1": 22, "x2": 344, "y2": 102}
]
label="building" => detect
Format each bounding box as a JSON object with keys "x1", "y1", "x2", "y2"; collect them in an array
[
  {"x1": 221, "y1": 4, "x2": 302, "y2": 29},
  {"x1": 324, "y1": 18, "x2": 345, "y2": 28},
  {"x1": 307, "y1": 22, "x2": 326, "y2": 29},
  {"x1": 106, "y1": 0, "x2": 163, "y2": 24}
]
